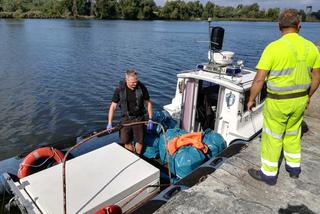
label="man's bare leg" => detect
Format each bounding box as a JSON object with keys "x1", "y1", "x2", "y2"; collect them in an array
[
  {"x1": 124, "y1": 143, "x2": 134, "y2": 152},
  {"x1": 135, "y1": 142, "x2": 143, "y2": 155}
]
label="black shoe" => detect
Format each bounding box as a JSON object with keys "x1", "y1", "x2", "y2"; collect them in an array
[
  {"x1": 248, "y1": 168, "x2": 277, "y2": 186},
  {"x1": 248, "y1": 168, "x2": 263, "y2": 181},
  {"x1": 289, "y1": 174, "x2": 299, "y2": 179}
]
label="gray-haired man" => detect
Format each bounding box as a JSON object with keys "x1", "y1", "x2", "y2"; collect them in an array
[{"x1": 107, "y1": 70, "x2": 153, "y2": 155}]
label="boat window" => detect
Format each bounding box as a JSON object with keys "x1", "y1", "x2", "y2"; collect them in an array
[
  {"x1": 178, "y1": 80, "x2": 185, "y2": 94},
  {"x1": 196, "y1": 80, "x2": 219, "y2": 130}
]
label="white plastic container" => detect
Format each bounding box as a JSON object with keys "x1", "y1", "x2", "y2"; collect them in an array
[
  {"x1": 17, "y1": 143, "x2": 160, "y2": 214},
  {"x1": 208, "y1": 51, "x2": 234, "y2": 65}
]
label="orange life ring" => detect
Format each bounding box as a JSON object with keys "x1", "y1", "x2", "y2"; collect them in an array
[
  {"x1": 18, "y1": 147, "x2": 64, "y2": 179},
  {"x1": 95, "y1": 205, "x2": 122, "y2": 214}
]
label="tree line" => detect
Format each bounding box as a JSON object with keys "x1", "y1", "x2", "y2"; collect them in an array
[{"x1": 0, "y1": 0, "x2": 320, "y2": 21}]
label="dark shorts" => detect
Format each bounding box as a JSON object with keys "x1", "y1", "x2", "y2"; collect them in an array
[{"x1": 120, "y1": 116, "x2": 145, "y2": 145}]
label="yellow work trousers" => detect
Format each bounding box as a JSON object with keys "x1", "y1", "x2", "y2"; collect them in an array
[{"x1": 260, "y1": 95, "x2": 308, "y2": 179}]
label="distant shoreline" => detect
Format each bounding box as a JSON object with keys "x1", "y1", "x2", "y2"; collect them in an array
[
  {"x1": 1, "y1": 15, "x2": 320, "y2": 23},
  {"x1": 1, "y1": 1, "x2": 319, "y2": 22}
]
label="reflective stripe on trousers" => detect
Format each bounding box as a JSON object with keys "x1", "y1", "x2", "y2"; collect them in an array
[{"x1": 260, "y1": 96, "x2": 308, "y2": 177}]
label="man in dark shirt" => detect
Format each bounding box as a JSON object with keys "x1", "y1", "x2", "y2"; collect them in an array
[{"x1": 107, "y1": 69, "x2": 153, "y2": 155}]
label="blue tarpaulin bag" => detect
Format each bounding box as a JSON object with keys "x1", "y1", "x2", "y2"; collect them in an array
[
  {"x1": 159, "y1": 128, "x2": 187, "y2": 164},
  {"x1": 171, "y1": 145, "x2": 206, "y2": 179},
  {"x1": 202, "y1": 129, "x2": 226, "y2": 158},
  {"x1": 142, "y1": 132, "x2": 160, "y2": 159},
  {"x1": 152, "y1": 111, "x2": 178, "y2": 134}
]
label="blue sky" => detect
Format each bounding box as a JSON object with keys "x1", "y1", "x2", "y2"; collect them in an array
[{"x1": 155, "y1": 0, "x2": 320, "y2": 10}]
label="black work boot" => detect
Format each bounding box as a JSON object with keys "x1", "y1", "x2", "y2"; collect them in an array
[
  {"x1": 285, "y1": 164, "x2": 300, "y2": 179},
  {"x1": 248, "y1": 168, "x2": 276, "y2": 186},
  {"x1": 289, "y1": 174, "x2": 299, "y2": 179},
  {"x1": 248, "y1": 168, "x2": 263, "y2": 180}
]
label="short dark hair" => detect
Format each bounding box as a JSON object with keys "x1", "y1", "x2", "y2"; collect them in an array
[{"x1": 279, "y1": 9, "x2": 300, "y2": 30}]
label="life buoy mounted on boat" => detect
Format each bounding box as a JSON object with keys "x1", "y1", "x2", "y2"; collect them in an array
[
  {"x1": 95, "y1": 205, "x2": 122, "y2": 214},
  {"x1": 18, "y1": 147, "x2": 64, "y2": 179}
]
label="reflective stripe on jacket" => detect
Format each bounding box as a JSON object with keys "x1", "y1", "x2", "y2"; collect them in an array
[
  {"x1": 256, "y1": 33, "x2": 320, "y2": 95},
  {"x1": 266, "y1": 38, "x2": 311, "y2": 94}
]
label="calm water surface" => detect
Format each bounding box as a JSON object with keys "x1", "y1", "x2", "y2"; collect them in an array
[{"x1": 0, "y1": 20, "x2": 319, "y2": 160}]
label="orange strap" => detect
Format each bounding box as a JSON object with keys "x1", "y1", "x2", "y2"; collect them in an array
[{"x1": 167, "y1": 132, "x2": 208, "y2": 155}]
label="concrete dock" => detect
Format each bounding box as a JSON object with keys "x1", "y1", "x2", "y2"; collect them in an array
[{"x1": 155, "y1": 115, "x2": 320, "y2": 213}]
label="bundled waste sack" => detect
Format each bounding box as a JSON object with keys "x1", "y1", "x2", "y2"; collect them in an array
[
  {"x1": 202, "y1": 129, "x2": 226, "y2": 158},
  {"x1": 152, "y1": 111, "x2": 178, "y2": 134},
  {"x1": 141, "y1": 131, "x2": 160, "y2": 159},
  {"x1": 167, "y1": 132, "x2": 207, "y2": 179},
  {"x1": 171, "y1": 145, "x2": 206, "y2": 179},
  {"x1": 159, "y1": 128, "x2": 187, "y2": 164},
  {"x1": 159, "y1": 128, "x2": 226, "y2": 181}
]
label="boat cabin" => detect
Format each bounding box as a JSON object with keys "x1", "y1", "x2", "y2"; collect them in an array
[{"x1": 164, "y1": 59, "x2": 265, "y2": 146}]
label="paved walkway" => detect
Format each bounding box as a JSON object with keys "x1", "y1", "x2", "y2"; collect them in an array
[{"x1": 156, "y1": 114, "x2": 320, "y2": 214}]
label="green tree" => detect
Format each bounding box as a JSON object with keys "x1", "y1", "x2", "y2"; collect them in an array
[
  {"x1": 118, "y1": 0, "x2": 139, "y2": 19},
  {"x1": 202, "y1": 1, "x2": 214, "y2": 19},
  {"x1": 246, "y1": 3, "x2": 259, "y2": 18},
  {"x1": 187, "y1": 1, "x2": 203, "y2": 19},
  {"x1": 137, "y1": 0, "x2": 156, "y2": 20},
  {"x1": 2, "y1": 0, "x2": 22, "y2": 12},
  {"x1": 214, "y1": 5, "x2": 223, "y2": 18},
  {"x1": 95, "y1": 0, "x2": 118, "y2": 19},
  {"x1": 60, "y1": 0, "x2": 90, "y2": 16},
  {"x1": 314, "y1": 10, "x2": 320, "y2": 20},
  {"x1": 298, "y1": 9, "x2": 306, "y2": 21},
  {"x1": 0, "y1": 0, "x2": 3, "y2": 11},
  {"x1": 266, "y1": 8, "x2": 280, "y2": 21},
  {"x1": 40, "y1": 0, "x2": 69, "y2": 17},
  {"x1": 234, "y1": 4, "x2": 243, "y2": 18},
  {"x1": 160, "y1": 0, "x2": 191, "y2": 20},
  {"x1": 178, "y1": 1, "x2": 189, "y2": 20},
  {"x1": 222, "y1": 6, "x2": 235, "y2": 18},
  {"x1": 248, "y1": 3, "x2": 259, "y2": 13},
  {"x1": 160, "y1": 0, "x2": 177, "y2": 19}
]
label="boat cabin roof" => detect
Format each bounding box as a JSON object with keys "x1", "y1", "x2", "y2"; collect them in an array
[{"x1": 178, "y1": 68, "x2": 256, "y2": 92}]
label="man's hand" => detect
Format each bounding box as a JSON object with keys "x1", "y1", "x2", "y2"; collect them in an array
[
  {"x1": 106, "y1": 123, "x2": 112, "y2": 133},
  {"x1": 147, "y1": 120, "x2": 153, "y2": 131},
  {"x1": 247, "y1": 100, "x2": 256, "y2": 112},
  {"x1": 306, "y1": 96, "x2": 310, "y2": 109}
]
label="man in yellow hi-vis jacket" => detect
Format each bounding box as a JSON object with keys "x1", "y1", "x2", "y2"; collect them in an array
[{"x1": 247, "y1": 9, "x2": 320, "y2": 185}]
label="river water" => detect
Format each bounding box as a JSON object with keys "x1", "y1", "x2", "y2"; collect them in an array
[{"x1": 0, "y1": 19, "x2": 319, "y2": 161}]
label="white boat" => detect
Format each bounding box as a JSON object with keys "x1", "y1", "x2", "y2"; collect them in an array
[
  {"x1": 164, "y1": 62, "x2": 264, "y2": 146},
  {"x1": 1, "y1": 23, "x2": 264, "y2": 214}
]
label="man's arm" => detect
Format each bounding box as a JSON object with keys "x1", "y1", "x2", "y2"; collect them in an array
[
  {"x1": 145, "y1": 100, "x2": 153, "y2": 120},
  {"x1": 309, "y1": 68, "x2": 320, "y2": 98},
  {"x1": 247, "y1": 69, "x2": 268, "y2": 112},
  {"x1": 108, "y1": 102, "x2": 117, "y2": 125}
]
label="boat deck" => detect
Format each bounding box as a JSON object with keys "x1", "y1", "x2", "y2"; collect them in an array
[{"x1": 155, "y1": 115, "x2": 320, "y2": 214}]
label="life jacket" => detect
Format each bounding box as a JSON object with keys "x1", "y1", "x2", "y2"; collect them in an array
[
  {"x1": 119, "y1": 80, "x2": 145, "y2": 118},
  {"x1": 167, "y1": 132, "x2": 208, "y2": 156}
]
